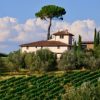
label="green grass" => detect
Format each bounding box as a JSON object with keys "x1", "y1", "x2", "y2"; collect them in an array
[{"x1": 0, "y1": 70, "x2": 100, "y2": 100}]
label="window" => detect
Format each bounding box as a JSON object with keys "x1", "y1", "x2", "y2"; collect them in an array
[
  {"x1": 26, "y1": 46, "x2": 29, "y2": 50},
  {"x1": 60, "y1": 35, "x2": 64, "y2": 39},
  {"x1": 57, "y1": 46, "x2": 60, "y2": 49}
]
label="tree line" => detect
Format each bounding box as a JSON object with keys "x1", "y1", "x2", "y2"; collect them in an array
[
  {"x1": 0, "y1": 4, "x2": 100, "y2": 73},
  {"x1": 0, "y1": 28, "x2": 100, "y2": 73}
]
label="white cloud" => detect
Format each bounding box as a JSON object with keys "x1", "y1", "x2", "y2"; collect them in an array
[
  {"x1": 70, "y1": 19, "x2": 96, "y2": 41},
  {"x1": 0, "y1": 17, "x2": 99, "y2": 53},
  {"x1": 51, "y1": 19, "x2": 96, "y2": 41}
]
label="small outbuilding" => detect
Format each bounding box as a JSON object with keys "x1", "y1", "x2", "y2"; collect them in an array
[{"x1": 82, "y1": 41, "x2": 94, "y2": 50}]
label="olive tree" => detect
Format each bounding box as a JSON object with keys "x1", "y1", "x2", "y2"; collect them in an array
[
  {"x1": 58, "y1": 50, "x2": 76, "y2": 70},
  {"x1": 32, "y1": 49, "x2": 57, "y2": 72},
  {"x1": 24, "y1": 52, "x2": 35, "y2": 69},
  {"x1": 7, "y1": 50, "x2": 25, "y2": 71}
]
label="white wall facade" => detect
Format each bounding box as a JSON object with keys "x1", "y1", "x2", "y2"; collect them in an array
[
  {"x1": 49, "y1": 35, "x2": 72, "y2": 45},
  {"x1": 21, "y1": 46, "x2": 68, "y2": 58},
  {"x1": 21, "y1": 33, "x2": 73, "y2": 59}
]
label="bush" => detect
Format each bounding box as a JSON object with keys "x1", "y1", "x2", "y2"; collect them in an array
[
  {"x1": 0, "y1": 57, "x2": 9, "y2": 73},
  {"x1": 76, "y1": 50, "x2": 86, "y2": 69},
  {"x1": 58, "y1": 48, "x2": 100, "y2": 70},
  {"x1": 58, "y1": 50, "x2": 88, "y2": 70},
  {"x1": 0, "y1": 57, "x2": 16, "y2": 73},
  {"x1": 58, "y1": 50, "x2": 76, "y2": 70},
  {"x1": 4, "y1": 57, "x2": 18, "y2": 72},
  {"x1": 83, "y1": 50, "x2": 100, "y2": 70},
  {"x1": 0, "y1": 57, "x2": 4, "y2": 67},
  {"x1": 24, "y1": 52, "x2": 35, "y2": 69},
  {"x1": 94, "y1": 46, "x2": 100, "y2": 58},
  {"x1": 7, "y1": 50, "x2": 25, "y2": 71},
  {"x1": 62, "y1": 81, "x2": 100, "y2": 100},
  {"x1": 32, "y1": 49, "x2": 57, "y2": 72},
  {"x1": 2, "y1": 49, "x2": 56, "y2": 72}
]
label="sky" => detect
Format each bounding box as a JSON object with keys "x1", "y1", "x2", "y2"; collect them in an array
[{"x1": 0, "y1": 0, "x2": 100, "y2": 53}]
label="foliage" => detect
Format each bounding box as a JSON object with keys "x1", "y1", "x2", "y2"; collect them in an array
[
  {"x1": 58, "y1": 50, "x2": 87, "y2": 70},
  {"x1": 58, "y1": 47, "x2": 100, "y2": 70},
  {"x1": 35, "y1": 5, "x2": 66, "y2": 19},
  {"x1": 94, "y1": 28, "x2": 100, "y2": 48},
  {"x1": 58, "y1": 50, "x2": 76, "y2": 70},
  {"x1": 7, "y1": 50, "x2": 25, "y2": 71},
  {"x1": 0, "y1": 57, "x2": 8, "y2": 73},
  {"x1": 35, "y1": 5, "x2": 66, "y2": 40},
  {"x1": 94, "y1": 28, "x2": 97, "y2": 48},
  {"x1": 85, "y1": 50, "x2": 100, "y2": 69},
  {"x1": 0, "y1": 71, "x2": 100, "y2": 99},
  {"x1": 32, "y1": 49, "x2": 57, "y2": 72},
  {"x1": 77, "y1": 35, "x2": 82, "y2": 51},
  {"x1": 24, "y1": 52, "x2": 35, "y2": 69},
  {"x1": 84, "y1": 55, "x2": 100, "y2": 70},
  {"x1": 0, "y1": 75, "x2": 65, "y2": 99},
  {"x1": 82, "y1": 51, "x2": 95, "y2": 69},
  {"x1": 0, "y1": 49, "x2": 57, "y2": 72},
  {"x1": 94, "y1": 45, "x2": 100, "y2": 58},
  {"x1": 62, "y1": 82, "x2": 97, "y2": 100},
  {"x1": 0, "y1": 57, "x2": 4, "y2": 67},
  {"x1": 0, "y1": 57, "x2": 16, "y2": 73},
  {"x1": 97, "y1": 32, "x2": 100, "y2": 45},
  {"x1": 76, "y1": 51, "x2": 86, "y2": 69},
  {"x1": 73, "y1": 41, "x2": 77, "y2": 52}
]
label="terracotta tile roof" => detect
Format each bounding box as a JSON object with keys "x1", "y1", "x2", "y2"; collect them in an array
[
  {"x1": 82, "y1": 41, "x2": 94, "y2": 44},
  {"x1": 53, "y1": 30, "x2": 74, "y2": 36},
  {"x1": 20, "y1": 40, "x2": 71, "y2": 47}
]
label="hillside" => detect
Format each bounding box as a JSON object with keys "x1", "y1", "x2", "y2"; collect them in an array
[{"x1": 0, "y1": 70, "x2": 100, "y2": 100}]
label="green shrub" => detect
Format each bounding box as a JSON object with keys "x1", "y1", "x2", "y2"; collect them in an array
[
  {"x1": 24, "y1": 52, "x2": 35, "y2": 69},
  {"x1": 58, "y1": 50, "x2": 76, "y2": 70},
  {"x1": 32, "y1": 49, "x2": 57, "y2": 72},
  {"x1": 7, "y1": 50, "x2": 25, "y2": 71},
  {"x1": 0, "y1": 57, "x2": 9, "y2": 73},
  {"x1": 76, "y1": 51, "x2": 86, "y2": 69},
  {"x1": 62, "y1": 81, "x2": 100, "y2": 100},
  {"x1": 94, "y1": 46, "x2": 100, "y2": 58},
  {"x1": 58, "y1": 48, "x2": 100, "y2": 70}
]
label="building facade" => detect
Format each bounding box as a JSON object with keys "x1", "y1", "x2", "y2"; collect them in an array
[
  {"x1": 82, "y1": 41, "x2": 94, "y2": 50},
  {"x1": 20, "y1": 30, "x2": 74, "y2": 59}
]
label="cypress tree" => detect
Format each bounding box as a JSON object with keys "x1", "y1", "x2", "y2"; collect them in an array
[
  {"x1": 94, "y1": 28, "x2": 97, "y2": 48},
  {"x1": 73, "y1": 41, "x2": 77, "y2": 61},
  {"x1": 73, "y1": 41, "x2": 77, "y2": 52},
  {"x1": 97, "y1": 32, "x2": 100, "y2": 45},
  {"x1": 98, "y1": 31, "x2": 100, "y2": 45},
  {"x1": 78, "y1": 35, "x2": 82, "y2": 51}
]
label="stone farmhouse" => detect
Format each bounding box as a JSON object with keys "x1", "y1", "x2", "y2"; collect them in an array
[{"x1": 20, "y1": 30, "x2": 74, "y2": 59}]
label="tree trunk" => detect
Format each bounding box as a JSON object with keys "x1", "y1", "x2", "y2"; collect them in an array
[{"x1": 47, "y1": 18, "x2": 52, "y2": 40}]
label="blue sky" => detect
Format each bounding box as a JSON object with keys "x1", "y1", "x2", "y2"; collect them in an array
[
  {"x1": 0, "y1": 0, "x2": 100, "y2": 53},
  {"x1": 0, "y1": 0, "x2": 99, "y2": 24}
]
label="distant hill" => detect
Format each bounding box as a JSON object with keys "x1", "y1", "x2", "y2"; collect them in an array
[{"x1": 0, "y1": 53, "x2": 8, "y2": 57}]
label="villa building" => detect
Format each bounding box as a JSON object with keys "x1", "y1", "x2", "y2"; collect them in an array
[{"x1": 20, "y1": 30, "x2": 74, "y2": 59}]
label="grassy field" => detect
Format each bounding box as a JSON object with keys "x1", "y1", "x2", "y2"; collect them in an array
[{"x1": 0, "y1": 70, "x2": 100, "y2": 100}]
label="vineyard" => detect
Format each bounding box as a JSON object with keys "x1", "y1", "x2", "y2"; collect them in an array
[{"x1": 0, "y1": 70, "x2": 100, "y2": 100}]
